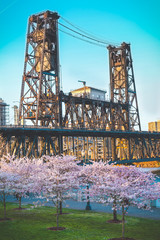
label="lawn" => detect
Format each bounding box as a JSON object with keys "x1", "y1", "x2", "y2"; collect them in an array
[{"x1": 0, "y1": 203, "x2": 160, "y2": 240}]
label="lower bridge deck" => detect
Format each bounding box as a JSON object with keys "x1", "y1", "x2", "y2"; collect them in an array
[{"x1": 0, "y1": 126, "x2": 160, "y2": 166}]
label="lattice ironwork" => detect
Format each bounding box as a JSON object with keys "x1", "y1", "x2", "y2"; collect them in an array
[
  {"x1": 107, "y1": 42, "x2": 141, "y2": 161},
  {"x1": 108, "y1": 42, "x2": 141, "y2": 131},
  {"x1": 0, "y1": 128, "x2": 160, "y2": 167},
  {"x1": 19, "y1": 11, "x2": 61, "y2": 127},
  {"x1": 5, "y1": 10, "x2": 158, "y2": 166}
]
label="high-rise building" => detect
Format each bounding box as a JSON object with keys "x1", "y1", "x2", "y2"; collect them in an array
[
  {"x1": 0, "y1": 98, "x2": 9, "y2": 126},
  {"x1": 13, "y1": 105, "x2": 19, "y2": 125}
]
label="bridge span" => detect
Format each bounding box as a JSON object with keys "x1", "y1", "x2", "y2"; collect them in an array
[
  {"x1": 1, "y1": 11, "x2": 159, "y2": 168},
  {"x1": 0, "y1": 126, "x2": 160, "y2": 166}
]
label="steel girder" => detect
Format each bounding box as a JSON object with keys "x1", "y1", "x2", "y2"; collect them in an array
[
  {"x1": 15, "y1": 11, "x2": 157, "y2": 165},
  {"x1": 19, "y1": 11, "x2": 61, "y2": 127},
  {"x1": 0, "y1": 134, "x2": 57, "y2": 158},
  {"x1": 107, "y1": 42, "x2": 141, "y2": 131},
  {"x1": 107, "y1": 42, "x2": 141, "y2": 161},
  {"x1": 61, "y1": 93, "x2": 127, "y2": 130},
  {"x1": 0, "y1": 127, "x2": 160, "y2": 166}
]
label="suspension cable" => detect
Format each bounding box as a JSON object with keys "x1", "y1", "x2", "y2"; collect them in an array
[
  {"x1": 58, "y1": 22, "x2": 112, "y2": 46},
  {"x1": 59, "y1": 16, "x2": 120, "y2": 46},
  {"x1": 59, "y1": 28, "x2": 106, "y2": 48}
]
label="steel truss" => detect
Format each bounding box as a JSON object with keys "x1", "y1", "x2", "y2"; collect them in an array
[
  {"x1": 108, "y1": 42, "x2": 141, "y2": 131},
  {"x1": 19, "y1": 11, "x2": 61, "y2": 127},
  {"x1": 107, "y1": 42, "x2": 141, "y2": 161},
  {"x1": 0, "y1": 127, "x2": 160, "y2": 166},
  {"x1": 3, "y1": 11, "x2": 157, "y2": 165},
  {"x1": 61, "y1": 92, "x2": 127, "y2": 129}
]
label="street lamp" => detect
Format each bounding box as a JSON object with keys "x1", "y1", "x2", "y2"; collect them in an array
[{"x1": 85, "y1": 148, "x2": 92, "y2": 211}]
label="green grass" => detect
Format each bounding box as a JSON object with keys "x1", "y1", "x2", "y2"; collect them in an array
[{"x1": 0, "y1": 203, "x2": 160, "y2": 240}]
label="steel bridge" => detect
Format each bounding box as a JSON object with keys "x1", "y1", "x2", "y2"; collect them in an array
[
  {"x1": 1, "y1": 126, "x2": 160, "y2": 165},
  {"x1": 0, "y1": 10, "x2": 160, "y2": 166}
]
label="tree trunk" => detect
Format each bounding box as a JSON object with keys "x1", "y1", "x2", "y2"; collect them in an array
[
  {"x1": 56, "y1": 199, "x2": 59, "y2": 228},
  {"x1": 19, "y1": 196, "x2": 22, "y2": 209},
  {"x1": 113, "y1": 208, "x2": 118, "y2": 221},
  {"x1": 59, "y1": 200, "x2": 62, "y2": 214},
  {"x1": 113, "y1": 199, "x2": 118, "y2": 221},
  {"x1": 3, "y1": 193, "x2": 6, "y2": 220},
  {"x1": 122, "y1": 204, "x2": 125, "y2": 239},
  {"x1": 85, "y1": 185, "x2": 91, "y2": 210}
]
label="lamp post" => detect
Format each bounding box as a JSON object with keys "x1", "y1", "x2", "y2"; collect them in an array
[
  {"x1": 85, "y1": 148, "x2": 92, "y2": 210},
  {"x1": 85, "y1": 185, "x2": 92, "y2": 210}
]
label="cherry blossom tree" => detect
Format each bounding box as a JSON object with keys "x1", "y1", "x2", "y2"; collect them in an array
[
  {"x1": 0, "y1": 171, "x2": 19, "y2": 220},
  {"x1": 91, "y1": 165, "x2": 160, "y2": 240},
  {"x1": 77, "y1": 161, "x2": 97, "y2": 210},
  {"x1": 0, "y1": 156, "x2": 45, "y2": 209},
  {"x1": 79, "y1": 161, "x2": 120, "y2": 219},
  {"x1": 40, "y1": 155, "x2": 80, "y2": 230}
]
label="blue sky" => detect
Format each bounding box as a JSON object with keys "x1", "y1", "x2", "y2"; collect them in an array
[{"x1": 0, "y1": 0, "x2": 160, "y2": 129}]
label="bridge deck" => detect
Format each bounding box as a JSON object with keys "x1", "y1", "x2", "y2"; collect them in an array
[
  {"x1": 0, "y1": 126, "x2": 160, "y2": 165},
  {"x1": 0, "y1": 126, "x2": 160, "y2": 138}
]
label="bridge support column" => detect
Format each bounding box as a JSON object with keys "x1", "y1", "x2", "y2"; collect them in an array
[
  {"x1": 111, "y1": 138, "x2": 116, "y2": 162},
  {"x1": 127, "y1": 139, "x2": 131, "y2": 160},
  {"x1": 58, "y1": 136, "x2": 63, "y2": 155}
]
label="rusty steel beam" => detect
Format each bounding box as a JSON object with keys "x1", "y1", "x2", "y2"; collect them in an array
[
  {"x1": 19, "y1": 11, "x2": 61, "y2": 127},
  {"x1": 0, "y1": 127, "x2": 160, "y2": 165}
]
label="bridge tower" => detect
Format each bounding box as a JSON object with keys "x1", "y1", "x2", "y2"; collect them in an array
[
  {"x1": 19, "y1": 11, "x2": 61, "y2": 127},
  {"x1": 108, "y1": 42, "x2": 141, "y2": 160}
]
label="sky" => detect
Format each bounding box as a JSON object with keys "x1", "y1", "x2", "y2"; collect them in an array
[{"x1": 0, "y1": 0, "x2": 160, "y2": 130}]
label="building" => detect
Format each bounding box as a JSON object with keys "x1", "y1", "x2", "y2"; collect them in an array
[
  {"x1": 71, "y1": 86, "x2": 106, "y2": 101},
  {"x1": 136, "y1": 121, "x2": 160, "y2": 168},
  {"x1": 0, "y1": 98, "x2": 9, "y2": 125},
  {"x1": 13, "y1": 105, "x2": 19, "y2": 125},
  {"x1": 13, "y1": 105, "x2": 26, "y2": 125},
  {"x1": 70, "y1": 86, "x2": 108, "y2": 159},
  {"x1": 148, "y1": 121, "x2": 160, "y2": 132}
]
